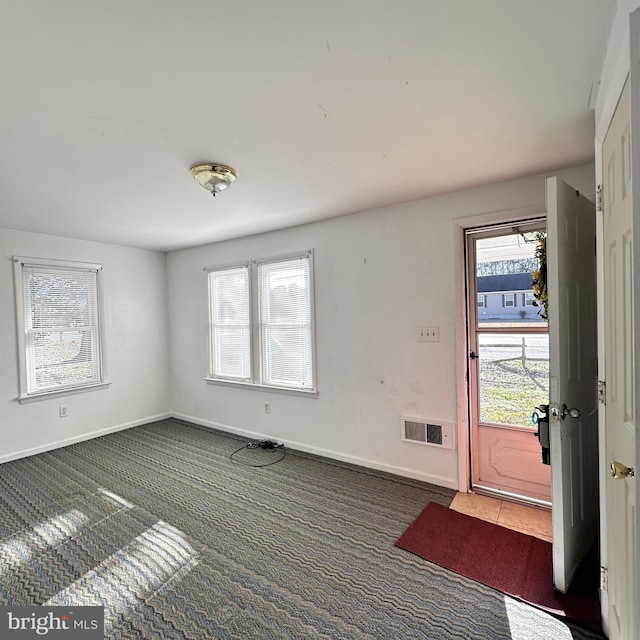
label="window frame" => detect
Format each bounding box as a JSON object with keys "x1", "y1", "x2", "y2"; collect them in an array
[
  {"x1": 477, "y1": 294, "x2": 486, "y2": 308},
  {"x1": 13, "y1": 256, "x2": 110, "y2": 403},
  {"x1": 207, "y1": 263, "x2": 252, "y2": 383},
  {"x1": 204, "y1": 250, "x2": 317, "y2": 397},
  {"x1": 503, "y1": 292, "x2": 516, "y2": 307}
]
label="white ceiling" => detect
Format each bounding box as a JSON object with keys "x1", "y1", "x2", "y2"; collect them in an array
[{"x1": 0, "y1": 1, "x2": 616, "y2": 252}]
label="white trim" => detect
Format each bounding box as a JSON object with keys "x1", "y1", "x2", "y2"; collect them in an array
[
  {"x1": 630, "y1": 12, "x2": 640, "y2": 638},
  {"x1": 95, "y1": 264, "x2": 108, "y2": 386},
  {"x1": 453, "y1": 207, "x2": 546, "y2": 494},
  {"x1": 206, "y1": 249, "x2": 317, "y2": 393},
  {"x1": 203, "y1": 377, "x2": 318, "y2": 398},
  {"x1": 595, "y1": 1, "x2": 640, "y2": 141},
  {"x1": 13, "y1": 257, "x2": 29, "y2": 396},
  {"x1": 13, "y1": 256, "x2": 103, "y2": 272},
  {"x1": 453, "y1": 215, "x2": 471, "y2": 492},
  {"x1": 0, "y1": 413, "x2": 171, "y2": 465},
  {"x1": 595, "y1": 181, "x2": 609, "y2": 624},
  {"x1": 202, "y1": 251, "x2": 312, "y2": 275},
  {"x1": 12, "y1": 255, "x2": 109, "y2": 398},
  {"x1": 18, "y1": 380, "x2": 112, "y2": 404},
  {"x1": 453, "y1": 204, "x2": 544, "y2": 231},
  {"x1": 203, "y1": 259, "x2": 250, "y2": 274},
  {"x1": 172, "y1": 412, "x2": 458, "y2": 489},
  {"x1": 206, "y1": 265, "x2": 252, "y2": 383}
]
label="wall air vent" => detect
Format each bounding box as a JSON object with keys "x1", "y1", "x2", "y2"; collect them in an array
[{"x1": 400, "y1": 417, "x2": 455, "y2": 450}]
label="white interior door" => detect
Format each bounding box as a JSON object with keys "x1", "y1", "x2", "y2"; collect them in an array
[
  {"x1": 546, "y1": 177, "x2": 599, "y2": 593},
  {"x1": 602, "y1": 77, "x2": 637, "y2": 640}
]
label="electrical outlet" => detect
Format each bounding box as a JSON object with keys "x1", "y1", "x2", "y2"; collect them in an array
[
  {"x1": 59, "y1": 405, "x2": 69, "y2": 418},
  {"x1": 417, "y1": 326, "x2": 439, "y2": 342},
  {"x1": 264, "y1": 402, "x2": 270, "y2": 414}
]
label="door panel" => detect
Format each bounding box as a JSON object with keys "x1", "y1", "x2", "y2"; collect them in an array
[
  {"x1": 547, "y1": 176, "x2": 599, "y2": 593},
  {"x1": 602, "y1": 77, "x2": 636, "y2": 640},
  {"x1": 477, "y1": 425, "x2": 551, "y2": 501}
]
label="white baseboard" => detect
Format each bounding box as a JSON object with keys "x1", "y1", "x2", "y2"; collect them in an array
[
  {"x1": 172, "y1": 412, "x2": 459, "y2": 490},
  {"x1": 171, "y1": 412, "x2": 270, "y2": 444},
  {"x1": 0, "y1": 412, "x2": 172, "y2": 465},
  {"x1": 1, "y1": 410, "x2": 459, "y2": 491}
]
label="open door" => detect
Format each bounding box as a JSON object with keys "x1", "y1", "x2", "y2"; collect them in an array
[
  {"x1": 546, "y1": 177, "x2": 599, "y2": 593},
  {"x1": 601, "y1": 75, "x2": 637, "y2": 640}
]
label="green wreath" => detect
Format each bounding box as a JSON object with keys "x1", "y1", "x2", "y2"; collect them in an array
[{"x1": 531, "y1": 231, "x2": 547, "y2": 320}]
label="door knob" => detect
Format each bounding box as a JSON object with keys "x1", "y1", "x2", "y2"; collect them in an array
[
  {"x1": 610, "y1": 460, "x2": 635, "y2": 479},
  {"x1": 562, "y1": 404, "x2": 581, "y2": 419},
  {"x1": 551, "y1": 404, "x2": 581, "y2": 419}
]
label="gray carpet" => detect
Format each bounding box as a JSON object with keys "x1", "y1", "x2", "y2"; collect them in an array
[{"x1": 0, "y1": 418, "x2": 605, "y2": 639}]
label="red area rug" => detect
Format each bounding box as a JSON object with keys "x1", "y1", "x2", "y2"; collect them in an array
[{"x1": 396, "y1": 502, "x2": 600, "y2": 623}]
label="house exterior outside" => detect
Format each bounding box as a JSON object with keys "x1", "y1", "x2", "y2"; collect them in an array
[{"x1": 476, "y1": 273, "x2": 542, "y2": 322}]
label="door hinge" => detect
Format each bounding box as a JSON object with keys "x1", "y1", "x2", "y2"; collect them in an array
[
  {"x1": 596, "y1": 184, "x2": 603, "y2": 213},
  {"x1": 598, "y1": 380, "x2": 606, "y2": 405},
  {"x1": 600, "y1": 566, "x2": 608, "y2": 592}
]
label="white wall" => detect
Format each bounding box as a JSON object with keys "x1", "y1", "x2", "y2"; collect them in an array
[
  {"x1": 168, "y1": 163, "x2": 595, "y2": 488},
  {"x1": 0, "y1": 164, "x2": 595, "y2": 482},
  {"x1": 0, "y1": 227, "x2": 171, "y2": 461}
]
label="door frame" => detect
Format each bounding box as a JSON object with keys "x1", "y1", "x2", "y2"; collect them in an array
[
  {"x1": 453, "y1": 205, "x2": 545, "y2": 494},
  {"x1": 630, "y1": 18, "x2": 640, "y2": 634},
  {"x1": 464, "y1": 219, "x2": 551, "y2": 504}
]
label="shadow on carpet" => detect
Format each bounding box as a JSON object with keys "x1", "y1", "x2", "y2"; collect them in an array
[{"x1": 395, "y1": 502, "x2": 600, "y2": 624}]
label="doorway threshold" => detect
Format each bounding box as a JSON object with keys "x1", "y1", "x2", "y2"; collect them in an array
[
  {"x1": 471, "y1": 484, "x2": 552, "y2": 510},
  {"x1": 452, "y1": 492, "x2": 552, "y2": 542}
]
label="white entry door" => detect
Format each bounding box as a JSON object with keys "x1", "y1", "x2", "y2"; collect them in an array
[
  {"x1": 546, "y1": 177, "x2": 599, "y2": 593},
  {"x1": 602, "y1": 77, "x2": 637, "y2": 640}
]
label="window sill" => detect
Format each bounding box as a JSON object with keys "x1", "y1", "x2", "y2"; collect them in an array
[
  {"x1": 18, "y1": 381, "x2": 112, "y2": 404},
  {"x1": 204, "y1": 377, "x2": 318, "y2": 398}
]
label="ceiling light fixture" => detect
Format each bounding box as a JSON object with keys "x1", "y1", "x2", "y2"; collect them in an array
[{"x1": 190, "y1": 163, "x2": 238, "y2": 196}]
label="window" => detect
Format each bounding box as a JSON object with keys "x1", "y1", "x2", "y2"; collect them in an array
[
  {"x1": 503, "y1": 293, "x2": 515, "y2": 307},
  {"x1": 14, "y1": 257, "x2": 107, "y2": 400},
  {"x1": 208, "y1": 266, "x2": 251, "y2": 381},
  {"x1": 207, "y1": 251, "x2": 315, "y2": 393},
  {"x1": 524, "y1": 292, "x2": 535, "y2": 306},
  {"x1": 477, "y1": 294, "x2": 486, "y2": 308}
]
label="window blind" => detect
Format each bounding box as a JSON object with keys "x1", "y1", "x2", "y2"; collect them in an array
[
  {"x1": 208, "y1": 266, "x2": 251, "y2": 380},
  {"x1": 22, "y1": 264, "x2": 101, "y2": 393},
  {"x1": 258, "y1": 256, "x2": 312, "y2": 389}
]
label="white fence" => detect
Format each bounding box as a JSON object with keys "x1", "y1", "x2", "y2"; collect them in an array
[{"x1": 479, "y1": 335, "x2": 549, "y2": 364}]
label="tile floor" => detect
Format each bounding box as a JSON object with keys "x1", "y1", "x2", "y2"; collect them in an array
[{"x1": 450, "y1": 492, "x2": 553, "y2": 542}]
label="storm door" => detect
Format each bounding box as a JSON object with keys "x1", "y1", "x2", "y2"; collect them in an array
[{"x1": 467, "y1": 220, "x2": 552, "y2": 505}]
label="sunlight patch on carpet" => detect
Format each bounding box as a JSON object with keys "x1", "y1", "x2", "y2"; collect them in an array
[
  {"x1": 504, "y1": 597, "x2": 575, "y2": 640},
  {"x1": 0, "y1": 509, "x2": 89, "y2": 574},
  {"x1": 97, "y1": 488, "x2": 135, "y2": 510},
  {"x1": 46, "y1": 520, "x2": 199, "y2": 632}
]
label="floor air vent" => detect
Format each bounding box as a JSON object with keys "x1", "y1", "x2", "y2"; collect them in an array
[{"x1": 400, "y1": 417, "x2": 455, "y2": 449}]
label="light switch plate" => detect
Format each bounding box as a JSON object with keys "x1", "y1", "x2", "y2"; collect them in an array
[{"x1": 417, "y1": 326, "x2": 439, "y2": 342}]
